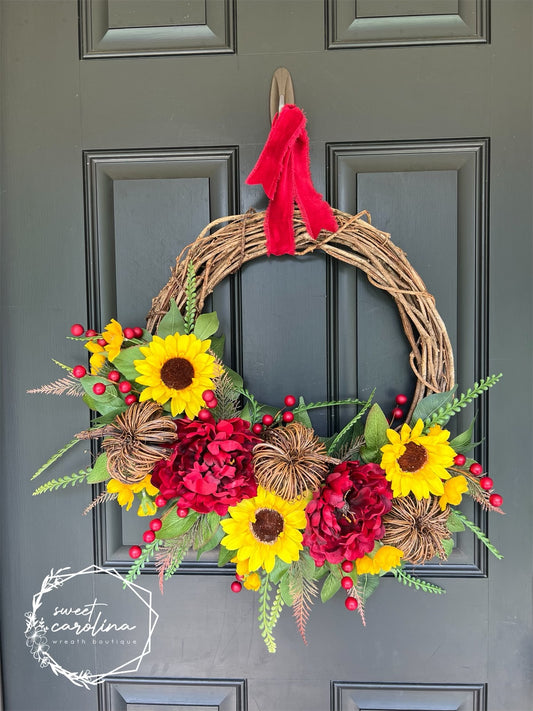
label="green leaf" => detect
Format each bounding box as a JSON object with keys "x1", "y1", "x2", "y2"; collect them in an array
[
  {"x1": 270, "y1": 558, "x2": 291, "y2": 584},
  {"x1": 209, "y1": 335, "x2": 225, "y2": 360},
  {"x1": 184, "y1": 263, "x2": 197, "y2": 334},
  {"x1": 157, "y1": 298, "x2": 186, "y2": 338},
  {"x1": 410, "y1": 387, "x2": 457, "y2": 427},
  {"x1": 449, "y1": 418, "x2": 477, "y2": 454},
  {"x1": 293, "y1": 396, "x2": 313, "y2": 429},
  {"x1": 193, "y1": 312, "x2": 219, "y2": 341},
  {"x1": 157, "y1": 509, "x2": 199, "y2": 539},
  {"x1": 356, "y1": 573, "x2": 380, "y2": 602},
  {"x1": 447, "y1": 510, "x2": 466, "y2": 532},
  {"x1": 196, "y1": 526, "x2": 224, "y2": 558},
  {"x1": 86, "y1": 452, "x2": 109, "y2": 483},
  {"x1": 441, "y1": 537, "x2": 454, "y2": 558},
  {"x1": 80, "y1": 376, "x2": 125, "y2": 416},
  {"x1": 360, "y1": 403, "x2": 389, "y2": 463},
  {"x1": 218, "y1": 545, "x2": 237, "y2": 567},
  {"x1": 226, "y1": 367, "x2": 244, "y2": 392},
  {"x1": 31, "y1": 437, "x2": 80, "y2": 480},
  {"x1": 327, "y1": 392, "x2": 374, "y2": 456},
  {"x1": 280, "y1": 574, "x2": 294, "y2": 606},
  {"x1": 320, "y1": 572, "x2": 341, "y2": 603},
  {"x1": 112, "y1": 346, "x2": 144, "y2": 381}
]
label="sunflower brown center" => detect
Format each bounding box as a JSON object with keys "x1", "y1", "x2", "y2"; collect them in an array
[
  {"x1": 251, "y1": 508, "x2": 284, "y2": 543},
  {"x1": 160, "y1": 357, "x2": 194, "y2": 391},
  {"x1": 398, "y1": 441, "x2": 428, "y2": 472}
]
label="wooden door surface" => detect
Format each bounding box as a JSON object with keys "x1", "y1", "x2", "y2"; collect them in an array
[{"x1": 1, "y1": 1, "x2": 532, "y2": 710}]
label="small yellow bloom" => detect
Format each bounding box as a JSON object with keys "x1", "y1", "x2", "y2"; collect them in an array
[
  {"x1": 244, "y1": 572, "x2": 261, "y2": 591},
  {"x1": 439, "y1": 474, "x2": 468, "y2": 510},
  {"x1": 85, "y1": 340, "x2": 107, "y2": 374},
  {"x1": 107, "y1": 474, "x2": 158, "y2": 512},
  {"x1": 103, "y1": 319, "x2": 124, "y2": 362},
  {"x1": 356, "y1": 546, "x2": 403, "y2": 575}
]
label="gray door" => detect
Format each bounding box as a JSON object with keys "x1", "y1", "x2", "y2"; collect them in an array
[{"x1": 2, "y1": 1, "x2": 532, "y2": 710}]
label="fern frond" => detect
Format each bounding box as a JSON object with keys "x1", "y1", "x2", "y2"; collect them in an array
[
  {"x1": 124, "y1": 539, "x2": 161, "y2": 586},
  {"x1": 212, "y1": 364, "x2": 240, "y2": 420},
  {"x1": 453, "y1": 510, "x2": 504, "y2": 559},
  {"x1": 424, "y1": 374, "x2": 502, "y2": 428},
  {"x1": 327, "y1": 393, "x2": 374, "y2": 456},
  {"x1": 258, "y1": 575, "x2": 278, "y2": 653},
  {"x1": 31, "y1": 438, "x2": 80, "y2": 480},
  {"x1": 339, "y1": 434, "x2": 365, "y2": 462},
  {"x1": 51, "y1": 359, "x2": 74, "y2": 373},
  {"x1": 82, "y1": 491, "x2": 118, "y2": 515},
  {"x1": 32, "y1": 469, "x2": 91, "y2": 495},
  {"x1": 154, "y1": 520, "x2": 202, "y2": 592},
  {"x1": 392, "y1": 568, "x2": 446, "y2": 594},
  {"x1": 184, "y1": 261, "x2": 197, "y2": 334},
  {"x1": 288, "y1": 560, "x2": 318, "y2": 645},
  {"x1": 293, "y1": 398, "x2": 367, "y2": 414},
  {"x1": 27, "y1": 376, "x2": 84, "y2": 397}
]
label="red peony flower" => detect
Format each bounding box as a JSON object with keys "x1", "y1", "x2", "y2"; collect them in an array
[
  {"x1": 151, "y1": 415, "x2": 260, "y2": 515},
  {"x1": 303, "y1": 461, "x2": 393, "y2": 566}
]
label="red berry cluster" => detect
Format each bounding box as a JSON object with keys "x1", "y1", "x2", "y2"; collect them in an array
[
  {"x1": 453, "y1": 454, "x2": 503, "y2": 508},
  {"x1": 340, "y1": 559, "x2": 359, "y2": 610},
  {"x1": 129, "y1": 518, "x2": 163, "y2": 559},
  {"x1": 252, "y1": 394, "x2": 296, "y2": 434},
  {"x1": 197, "y1": 389, "x2": 219, "y2": 421},
  {"x1": 391, "y1": 393, "x2": 408, "y2": 422}
]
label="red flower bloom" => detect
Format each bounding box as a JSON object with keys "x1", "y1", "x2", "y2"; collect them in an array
[
  {"x1": 151, "y1": 415, "x2": 260, "y2": 515},
  {"x1": 303, "y1": 461, "x2": 393, "y2": 566}
]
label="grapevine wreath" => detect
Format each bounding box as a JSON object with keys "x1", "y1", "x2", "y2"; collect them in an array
[{"x1": 30, "y1": 105, "x2": 503, "y2": 653}]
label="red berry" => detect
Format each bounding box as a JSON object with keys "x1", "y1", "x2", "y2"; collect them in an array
[
  {"x1": 85, "y1": 329, "x2": 97, "y2": 337},
  {"x1": 129, "y1": 545, "x2": 142, "y2": 559},
  {"x1": 252, "y1": 423, "x2": 263, "y2": 434},
  {"x1": 206, "y1": 397, "x2": 218, "y2": 409},
  {"x1": 395, "y1": 393, "x2": 408, "y2": 405},
  {"x1": 108, "y1": 370, "x2": 120, "y2": 382},
  {"x1": 469, "y1": 462, "x2": 483, "y2": 477},
  {"x1": 235, "y1": 574, "x2": 245, "y2": 582},
  {"x1": 70, "y1": 323, "x2": 84, "y2": 336},
  {"x1": 72, "y1": 365, "x2": 86, "y2": 379},
  {"x1": 155, "y1": 495, "x2": 167, "y2": 508},
  {"x1": 284, "y1": 394, "x2": 297, "y2": 407},
  {"x1": 490, "y1": 493, "x2": 503, "y2": 507},
  {"x1": 341, "y1": 560, "x2": 354, "y2": 573},
  {"x1": 97, "y1": 338, "x2": 107, "y2": 347},
  {"x1": 118, "y1": 381, "x2": 132, "y2": 393},
  {"x1": 149, "y1": 518, "x2": 163, "y2": 531},
  {"x1": 341, "y1": 576, "x2": 353, "y2": 590},
  {"x1": 230, "y1": 581, "x2": 242, "y2": 593},
  {"x1": 391, "y1": 407, "x2": 404, "y2": 419},
  {"x1": 262, "y1": 414, "x2": 274, "y2": 426},
  {"x1": 282, "y1": 411, "x2": 294, "y2": 423},
  {"x1": 454, "y1": 454, "x2": 467, "y2": 466},
  {"x1": 123, "y1": 327, "x2": 135, "y2": 339},
  {"x1": 345, "y1": 596, "x2": 358, "y2": 611},
  {"x1": 197, "y1": 409, "x2": 211, "y2": 422},
  {"x1": 125, "y1": 394, "x2": 137, "y2": 405},
  {"x1": 480, "y1": 476, "x2": 493, "y2": 490},
  {"x1": 177, "y1": 507, "x2": 189, "y2": 518},
  {"x1": 202, "y1": 389, "x2": 215, "y2": 402},
  {"x1": 92, "y1": 382, "x2": 106, "y2": 395},
  {"x1": 133, "y1": 327, "x2": 143, "y2": 338},
  {"x1": 143, "y1": 530, "x2": 156, "y2": 543}
]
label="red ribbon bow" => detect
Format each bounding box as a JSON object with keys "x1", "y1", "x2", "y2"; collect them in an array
[{"x1": 246, "y1": 104, "x2": 338, "y2": 255}]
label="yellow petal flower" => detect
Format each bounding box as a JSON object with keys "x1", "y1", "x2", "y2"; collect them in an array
[
  {"x1": 244, "y1": 572, "x2": 261, "y2": 591},
  {"x1": 221, "y1": 487, "x2": 307, "y2": 574},
  {"x1": 355, "y1": 555, "x2": 375, "y2": 575},
  {"x1": 106, "y1": 478, "x2": 134, "y2": 510},
  {"x1": 134, "y1": 332, "x2": 218, "y2": 419},
  {"x1": 439, "y1": 474, "x2": 468, "y2": 510},
  {"x1": 103, "y1": 319, "x2": 124, "y2": 362},
  {"x1": 372, "y1": 545, "x2": 403, "y2": 572},
  {"x1": 380, "y1": 418, "x2": 455, "y2": 500}
]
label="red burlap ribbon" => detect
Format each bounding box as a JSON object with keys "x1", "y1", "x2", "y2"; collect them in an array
[{"x1": 246, "y1": 104, "x2": 338, "y2": 255}]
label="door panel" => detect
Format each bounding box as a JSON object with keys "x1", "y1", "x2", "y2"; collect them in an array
[{"x1": 1, "y1": 1, "x2": 532, "y2": 710}]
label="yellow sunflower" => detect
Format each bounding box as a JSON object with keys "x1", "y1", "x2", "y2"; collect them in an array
[
  {"x1": 380, "y1": 419, "x2": 455, "y2": 499},
  {"x1": 133, "y1": 333, "x2": 218, "y2": 418},
  {"x1": 221, "y1": 486, "x2": 307, "y2": 574}
]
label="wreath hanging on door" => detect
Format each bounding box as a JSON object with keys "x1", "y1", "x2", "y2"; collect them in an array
[{"x1": 30, "y1": 105, "x2": 503, "y2": 653}]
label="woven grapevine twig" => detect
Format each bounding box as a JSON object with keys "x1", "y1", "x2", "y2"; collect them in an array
[{"x1": 146, "y1": 208, "x2": 454, "y2": 420}]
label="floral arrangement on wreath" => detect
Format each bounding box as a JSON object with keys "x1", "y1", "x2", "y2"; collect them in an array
[
  {"x1": 30, "y1": 104, "x2": 504, "y2": 653},
  {"x1": 30, "y1": 260, "x2": 503, "y2": 652}
]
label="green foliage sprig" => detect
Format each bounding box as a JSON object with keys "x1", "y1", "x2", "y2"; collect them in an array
[
  {"x1": 31, "y1": 438, "x2": 80, "y2": 480},
  {"x1": 184, "y1": 261, "x2": 197, "y2": 334},
  {"x1": 391, "y1": 568, "x2": 445, "y2": 594},
  {"x1": 32, "y1": 468, "x2": 91, "y2": 495},
  {"x1": 124, "y1": 539, "x2": 161, "y2": 586},
  {"x1": 423, "y1": 374, "x2": 502, "y2": 429},
  {"x1": 258, "y1": 574, "x2": 284, "y2": 653},
  {"x1": 453, "y1": 510, "x2": 504, "y2": 559}
]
